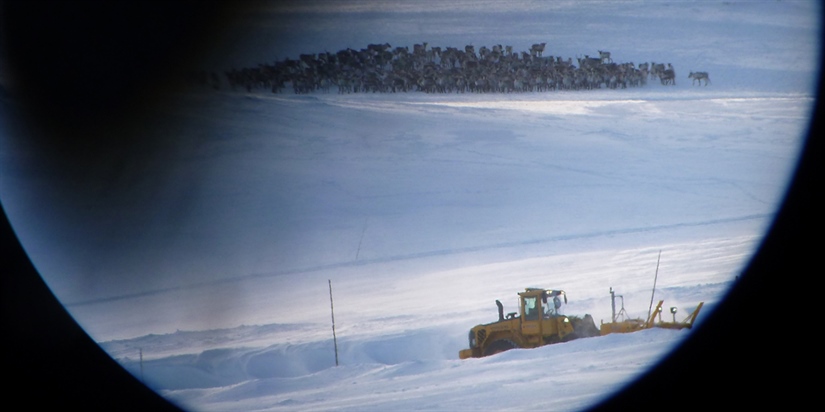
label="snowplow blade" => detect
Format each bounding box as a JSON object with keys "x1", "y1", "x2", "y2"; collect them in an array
[
  {"x1": 570, "y1": 314, "x2": 600, "y2": 338},
  {"x1": 599, "y1": 319, "x2": 647, "y2": 336}
]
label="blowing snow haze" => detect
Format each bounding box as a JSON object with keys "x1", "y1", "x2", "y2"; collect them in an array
[{"x1": 0, "y1": 1, "x2": 821, "y2": 411}]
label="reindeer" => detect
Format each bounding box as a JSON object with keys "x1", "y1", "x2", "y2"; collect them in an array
[
  {"x1": 688, "y1": 71, "x2": 711, "y2": 86},
  {"x1": 367, "y1": 43, "x2": 391, "y2": 53},
  {"x1": 649, "y1": 62, "x2": 665, "y2": 80},
  {"x1": 222, "y1": 40, "x2": 680, "y2": 96},
  {"x1": 660, "y1": 68, "x2": 676, "y2": 85},
  {"x1": 530, "y1": 42, "x2": 547, "y2": 57},
  {"x1": 577, "y1": 55, "x2": 601, "y2": 69},
  {"x1": 299, "y1": 53, "x2": 317, "y2": 68}
]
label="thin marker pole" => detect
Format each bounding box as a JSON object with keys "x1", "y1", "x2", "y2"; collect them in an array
[
  {"x1": 329, "y1": 279, "x2": 339, "y2": 366},
  {"x1": 355, "y1": 217, "x2": 368, "y2": 261},
  {"x1": 647, "y1": 250, "x2": 662, "y2": 319},
  {"x1": 139, "y1": 348, "x2": 144, "y2": 382}
]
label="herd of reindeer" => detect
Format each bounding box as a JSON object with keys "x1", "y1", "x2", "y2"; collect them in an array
[{"x1": 196, "y1": 42, "x2": 711, "y2": 94}]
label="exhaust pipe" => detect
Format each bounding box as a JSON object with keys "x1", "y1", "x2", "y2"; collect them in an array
[{"x1": 496, "y1": 300, "x2": 504, "y2": 321}]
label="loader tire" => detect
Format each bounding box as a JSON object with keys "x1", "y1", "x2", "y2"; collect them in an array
[{"x1": 483, "y1": 339, "x2": 519, "y2": 357}]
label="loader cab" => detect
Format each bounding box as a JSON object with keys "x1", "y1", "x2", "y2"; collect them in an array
[
  {"x1": 519, "y1": 288, "x2": 574, "y2": 341},
  {"x1": 519, "y1": 288, "x2": 567, "y2": 318}
]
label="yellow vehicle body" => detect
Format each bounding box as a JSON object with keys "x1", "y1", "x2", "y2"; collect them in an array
[
  {"x1": 459, "y1": 288, "x2": 600, "y2": 359},
  {"x1": 599, "y1": 297, "x2": 704, "y2": 336}
]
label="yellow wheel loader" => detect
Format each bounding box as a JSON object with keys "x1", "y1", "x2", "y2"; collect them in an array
[{"x1": 458, "y1": 288, "x2": 600, "y2": 359}]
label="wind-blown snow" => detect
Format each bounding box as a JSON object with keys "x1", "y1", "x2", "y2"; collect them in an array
[{"x1": 0, "y1": 1, "x2": 818, "y2": 411}]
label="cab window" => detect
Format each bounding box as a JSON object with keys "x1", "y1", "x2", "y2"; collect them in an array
[{"x1": 523, "y1": 296, "x2": 539, "y2": 320}]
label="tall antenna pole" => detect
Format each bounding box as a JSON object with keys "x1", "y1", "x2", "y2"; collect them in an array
[
  {"x1": 647, "y1": 250, "x2": 662, "y2": 319},
  {"x1": 328, "y1": 279, "x2": 339, "y2": 367},
  {"x1": 610, "y1": 287, "x2": 616, "y2": 322},
  {"x1": 355, "y1": 218, "x2": 368, "y2": 261}
]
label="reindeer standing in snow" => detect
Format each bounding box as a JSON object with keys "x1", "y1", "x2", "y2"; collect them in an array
[
  {"x1": 688, "y1": 71, "x2": 711, "y2": 86},
  {"x1": 530, "y1": 42, "x2": 547, "y2": 57}
]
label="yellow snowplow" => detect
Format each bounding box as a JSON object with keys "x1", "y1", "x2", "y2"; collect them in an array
[
  {"x1": 459, "y1": 288, "x2": 600, "y2": 359},
  {"x1": 599, "y1": 287, "x2": 704, "y2": 336}
]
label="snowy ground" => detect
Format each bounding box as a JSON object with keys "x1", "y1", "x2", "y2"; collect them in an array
[{"x1": 0, "y1": 1, "x2": 819, "y2": 411}]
